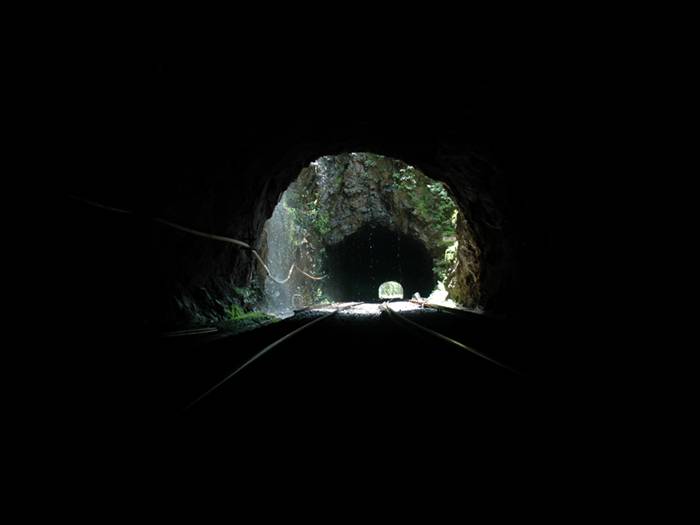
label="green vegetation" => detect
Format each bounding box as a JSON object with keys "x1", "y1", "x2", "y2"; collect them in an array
[
  {"x1": 426, "y1": 182, "x2": 458, "y2": 235},
  {"x1": 262, "y1": 152, "x2": 465, "y2": 307},
  {"x1": 362, "y1": 154, "x2": 378, "y2": 168},
  {"x1": 378, "y1": 281, "x2": 404, "y2": 299},
  {"x1": 284, "y1": 195, "x2": 332, "y2": 239},
  {"x1": 314, "y1": 287, "x2": 331, "y2": 304},
  {"x1": 226, "y1": 303, "x2": 270, "y2": 321},
  {"x1": 392, "y1": 167, "x2": 457, "y2": 237},
  {"x1": 217, "y1": 303, "x2": 279, "y2": 334},
  {"x1": 233, "y1": 285, "x2": 261, "y2": 308},
  {"x1": 391, "y1": 164, "x2": 460, "y2": 285},
  {"x1": 392, "y1": 166, "x2": 418, "y2": 191},
  {"x1": 309, "y1": 207, "x2": 331, "y2": 236},
  {"x1": 332, "y1": 171, "x2": 345, "y2": 192},
  {"x1": 433, "y1": 238, "x2": 459, "y2": 282}
]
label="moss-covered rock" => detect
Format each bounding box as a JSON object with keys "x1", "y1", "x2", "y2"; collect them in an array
[{"x1": 261, "y1": 152, "x2": 480, "y2": 307}]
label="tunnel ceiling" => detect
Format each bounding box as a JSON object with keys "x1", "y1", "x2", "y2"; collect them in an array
[{"x1": 61, "y1": 55, "x2": 562, "y2": 331}]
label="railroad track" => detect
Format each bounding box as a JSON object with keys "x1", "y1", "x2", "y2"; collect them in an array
[
  {"x1": 380, "y1": 301, "x2": 518, "y2": 374},
  {"x1": 183, "y1": 301, "x2": 519, "y2": 411},
  {"x1": 184, "y1": 302, "x2": 363, "y2": 409}
]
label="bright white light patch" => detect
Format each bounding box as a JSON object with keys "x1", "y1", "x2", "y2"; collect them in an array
[
  {"x1": 384, "y1": 301, "x2": 422, "y2": 312},
  {"x1": 308, "y1": 301, "x2": 424, "y2": 317},
  {"x1": 342, "y1": 303, "x2": 382, "y2": 316},
  {"x1": 378, "y1": 281, "x2": 404, "y2": 300}
]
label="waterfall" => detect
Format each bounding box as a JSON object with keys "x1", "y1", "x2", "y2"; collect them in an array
[{"x1": 262, "y1": 192, "x2": 297, "y2": 317}]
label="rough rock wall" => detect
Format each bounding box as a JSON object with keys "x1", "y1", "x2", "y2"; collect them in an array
[
  {"x1": 276, "y1": 152, "x2": 481, "y2": 306},
  {"x1": 154, "y1": 147, "x2": 509, "y2": 325},
  {"x1": 433, "y1": 151, "x2": 510, "y2": 310},
  {"x1": 310, "y1": 154, "x2": 447, "y2": 248}
]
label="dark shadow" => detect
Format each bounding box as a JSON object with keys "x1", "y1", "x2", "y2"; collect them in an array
[{"x1": 324, "y1": 224, "x2": 435, "y2": 301}]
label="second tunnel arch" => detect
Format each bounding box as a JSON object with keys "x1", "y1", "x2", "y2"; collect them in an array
[
  {"x1": 258, "y1": 152, "x2": 484, "y2": 311},
  {"x1": 325, "y1": 224, "x2": 434, "y2": 302}
]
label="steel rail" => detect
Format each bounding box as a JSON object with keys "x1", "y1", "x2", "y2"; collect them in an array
[
  {"x1": 185, "y1": 302, "x2": 362, "y2": 410},
  {"x1": 381, "y1": 302, "x2": 519, "y2": 374},
  {"x1": 409, "y1": 299, "x2": 501, "y2": 320},
  {"x1": 161, "y1": 327, "x2": 219, "y2": 337}
]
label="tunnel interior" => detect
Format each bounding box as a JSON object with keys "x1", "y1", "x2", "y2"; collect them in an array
[
  {"x1": 324, "y1": 224, "x2": 435, "y2": 302},
  {"x1": 57, "y1": 53, "x2": 564, "y2": 336},
  {"x1": 49, "y1": 52, "x2": 596, "y2": 439}
]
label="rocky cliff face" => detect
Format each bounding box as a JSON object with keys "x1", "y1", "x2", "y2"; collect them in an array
[{"x1": 260, "y1": 152, "x2": 482, "y2": 309}]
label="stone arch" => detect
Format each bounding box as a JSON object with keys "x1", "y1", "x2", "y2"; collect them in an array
[
  {"x1": 125, "y1": 132, "x2": 513, "y2": 326},
  {"x1": 258, "y1": 152, "x2": 482, "y2": 308}
]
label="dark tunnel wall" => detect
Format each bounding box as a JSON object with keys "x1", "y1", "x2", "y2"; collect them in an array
[
  {"x1": 324, "y1": 225, "x2": 435, "y2": 302},
  {"x1": 57, "y1": 53, "x2": 571, "y2": 339},
  {"x1": 41, "y1": 39, "x2": 639, "y2": 441},
  {"x1": 34, "y1": 32, "x2": 651, "y2": 467}
]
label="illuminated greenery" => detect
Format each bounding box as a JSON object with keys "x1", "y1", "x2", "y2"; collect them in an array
[
  {"x1": 226, "y1": 304, "x2": 266, "y2": 321},
  {"x1": 434, "y1": 238, "x2": 459, "y2": 282},
  {"x1": 392, "y1": 167, "x2": 457, "y2": 239},
  {"x1": 282, "y1": 195, "x2": 331, "y2": 241},
  {"x1": 217, "y1": 303, "x2": 278, "y2": 333},
  {"x1": 379, "y1": 281, "x2": 404, "y2": 299},
  {"x1": 391, "y1": 164, "x2": 459, "y2": 284}
]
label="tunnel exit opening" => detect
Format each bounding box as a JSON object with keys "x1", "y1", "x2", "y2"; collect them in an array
[{"x1": 378, "y1": 281, "x2": 404, "y2": 300}]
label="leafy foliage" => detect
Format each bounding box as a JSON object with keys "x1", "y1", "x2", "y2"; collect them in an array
[
  {"x1": 233, "y1": 285, "x2": 261, "y2": 308},
  {"x1": 433, "y1": 239, "x2": 459, "y2": 282},
  {"x1": 284, "y1": 196, "x2": 332, "y2": 238},
  {"x1": 226, "y1": 303, "x2": 270, "y2": 321},
  {"x1": 391, "y1": 164, "x2": 460, "y2": 284},
  {"x1": 216, "y1": 303, "x2": 278, "y2": 334},
  {"x1": 392, "y1": 167, "x2": 418, "y2": 191},
  {"x1": 378, "y1": 281, "x2": 404, "y2": 299},
  {"x1": 393, "y1": 167, "x2": 457, "y2": 237}
]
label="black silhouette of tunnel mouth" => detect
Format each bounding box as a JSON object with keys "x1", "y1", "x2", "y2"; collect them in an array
[{"x1": 324, "y1": 224, "x2": 435, "y2": 302}]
